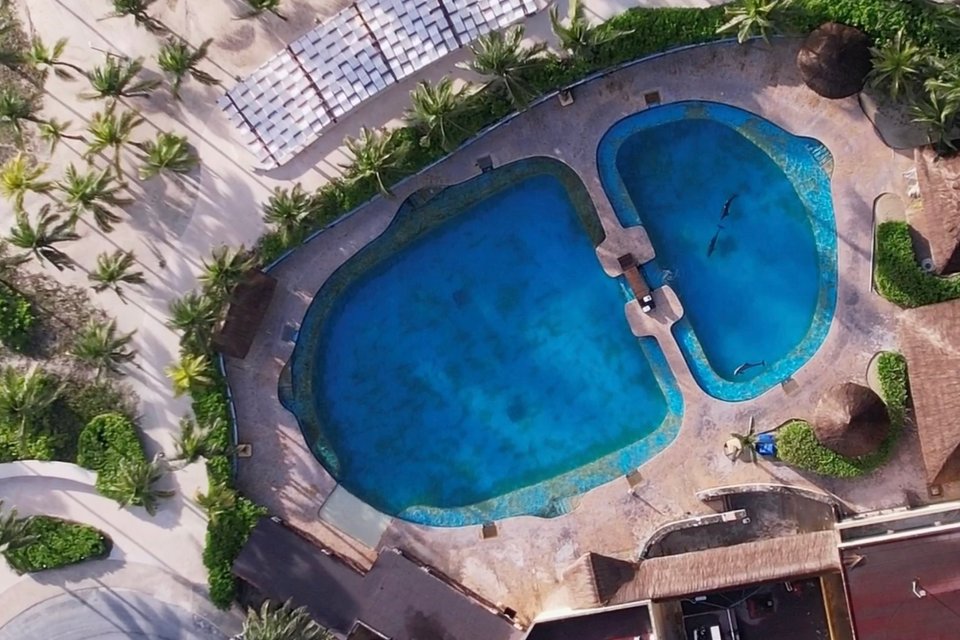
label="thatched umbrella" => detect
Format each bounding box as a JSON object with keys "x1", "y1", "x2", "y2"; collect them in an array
[
  {"x1": 814, "y1": 382, "x2": 889, "y2": 457},
  {"x1": 797, "y1": 23, "x2": 872, "y2": 99}
]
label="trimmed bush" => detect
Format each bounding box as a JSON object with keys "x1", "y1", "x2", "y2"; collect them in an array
[
  {"x1": 0, "y1": 286, "x2": 34, "y2": 352},
  {"x1": 874, "y1": 221, "x2": 960, "y2": 308},
  {"x1": 4, "y1": 516, "x2": 109, "y2": 573},
  {"x1": 777, "y1": 352, "x2": 909, "y2": 476},
  {"x1": 77, "y1": 412, "x2": 148, "y2": 500},
  {"x1": 203, "y1": 495, "x2": 265, "y2": 608}
]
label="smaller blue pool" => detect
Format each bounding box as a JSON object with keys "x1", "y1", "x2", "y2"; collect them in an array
[{"x1": 598, "y1": 101, "x2": 837, "y2": 401}]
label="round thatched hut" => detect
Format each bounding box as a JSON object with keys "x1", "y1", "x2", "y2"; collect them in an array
[
  {"x1": 814, "y1": 382, "x2": 889, "y2": 458},
  {"x1": 796, "y1": 23, "x2": 872, "y2": 99}
]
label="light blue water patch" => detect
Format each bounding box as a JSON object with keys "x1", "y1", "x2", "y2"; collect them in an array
[
  {"x1": 598, "y1": 101, "x2": 837, "y2": 401},
  {"x1": 282, "y1": 158, "x2": 683, "y2": 526}
]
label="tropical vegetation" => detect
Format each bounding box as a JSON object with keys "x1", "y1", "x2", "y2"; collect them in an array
[
  {"x1": 458, "y1": 25, "x2": 547, "y2": 107},
  {"x1": 83, "y1": 55, "x2": 159, "y2": 102},
  {"x1": 138, "y1": 132, "x2": 198, "y2": 179},
  {"x1": 777, "y1": 352, "x2": 908, "y2": 477},
  {"x1": 241, "y1": 600, "x2": 332, "y2": 640},
  {"x1": 157, "y1": 38, "x2": 218, "y2": 99},
  {"x1": 874, "y1": 221, "x2": 960, "y2": 308},
  {"x1": 88, "y1": 250, "x2": 145, "y2": 300},
  {"x1": 7, "y1": 205, "x2": 78, "y2": 271},
  {"x1": 0, "y1": 284, "x2": 34, "y2": 352},
  {"x1": 4, "y1": 516, "x2": 109, "y2": 574},
  {"x1": 71, "y1": 319, "x2": 136, "y2": 379},
  {"x1": 77, "y1": 412, "x2": 158, "y2": 508}
]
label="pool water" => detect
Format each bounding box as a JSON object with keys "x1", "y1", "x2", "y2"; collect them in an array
[
  {"x1": 283, "y1": 160, "x2": 682, "y2": 525},
  {"x1": 598, "y1": 102, "x2": 837, "y2": 401}
]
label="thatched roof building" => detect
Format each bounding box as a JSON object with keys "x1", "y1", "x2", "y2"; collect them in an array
[
  {"x1": 901, "y1": 300, "x2": 960, "y2": 485},
  {"x1": 212, "y1": 269, "x2": 278, "y2": 358},
  {"x1": 796, "y1": 23, "x2": 872, "y2": 99},
  {"x1": 560, "y1": 531, "x2": 840, "y2": 607},
  {"x1": 813, "y1": 382, "x2": 889, "y2": 458},
  {"x1": 561, "y1": 553, "x2": 638, "y2": 609},
  {"x1": 911, "y1": 146, "x2": 960, "y2": 275}
]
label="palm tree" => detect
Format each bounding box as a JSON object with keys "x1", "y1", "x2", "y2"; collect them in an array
[
  {"x1": 108, "y1": 0, "x2": 165, "y2": 33},
  {"x1": 157, "y1": 38, "x2": 219, "y2": 99},
  {"x1": 38, "y1": 118, "x2": 85, "y2": 154},
  {"x1": 57, "y1": 164, "x2": 131, "y2": 232},
  {"x1": 458, "y1": 26, "x2": 547, "y2": 107},
  {"x1": 7, "y1": 205, "x2": 78, "y2": 271},
  {"x1": 262, "y1": 183, "x2": 316, "y2": 243},
  {"x1": 196, "y1": 483, "x2": 237, "y2": 521},
  {"x1": 240, "y1": 0, "x2": 287, "y2": 21},
  {"x1": 0, "y1": 154, "x2": 52, "y2": 212},
  {"x1": 0, "y1": 88, "x2": 45, "y2": 147},
  {"x1": 0, "y1": 364, "x2": 61, "y2": 448},
  {"x1": 103, "y1": 455, "x2": 174, "y2": 515},
  {"x1": 199, "y1": 245, "x2": 254, "y2": 302},
  {"x1": 173, "y1": 417, "x2": 221, "y2": 462},
  {"x1": 137, "y1": 132, "x2": 198, "y2": 179},
  {"x1": 0, "y1": 501, "x2": 36, "y2": 557},
  {"x1": 89, "y1": 249, "x2": 145, "y2": 300},
  {"x1": 405, "y1": 78, "x2": 473, "y2": 151},
  {"x1": 167, "y1": 292, "x2": 218, "y2": 354},
  {"x1": 340, "y1": 127, "x2": 402, "y2": 197},
  {"x1": 910, "y1": 86, "x2": 959, "y2": 154},
  {"x1": 25, "y1": 36, "x2": 85, "y2": 80},
  {"x1": 71, "y1": 319, "x2": 136, "y2": 379},
  {"x1": 242, "y1": 600, "x2": 332, "y2": 640},
  {"x1": 82, "y1": 56, "x2": 160, "y2": 102},
  {"x1": 165, "y1": 352, "x2": 213, "y2": 396},
  {"x1": 725, "y1": 417, "x2": 758, "y2": 463},
  {"x1": 717, "y1": 0, "x2": 793, "y2": 44},
  {"x1": 549, "y1": 0, "x2": 632, "y2": 60},
  {"x1": 867, "y1": 29, "x2": 927, "y2": 101},
  {"x1": 84, "y1": 104, "x2": 144, "y2": 177}
]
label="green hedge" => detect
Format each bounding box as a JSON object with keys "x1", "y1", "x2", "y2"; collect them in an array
[
  {"x1": 4, "y1": 516, "x2": 110, "y2": 574},
  {"x1": 0, "y1": 285, "x2": 34, "y2": 352},
  {"x1": 777, "y1": 352, "x2": 908, "y2": 477},
  {"x1": 77, "y1": 413, "x2": 148, "y2": 500},
  {"x1": 874, "y1": 221, "x2": 960, "y2": 308}
]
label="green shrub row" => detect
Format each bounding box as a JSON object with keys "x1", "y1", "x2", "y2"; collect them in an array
[
  {"x1": 0, "y1": 285, "x2": 34, "y2": 352},
  {"x1": 76, "y1": 412, "x2": 148, "y2": 500},
  {"x1": 874, "y1": 221, "x2": 960, "y2": 308},
  {"x1": 4, "y1": 515, "x2": 110, "y2": 574},
  {"x1": 777, "y1": 352, "x2": 908, "y2": 477},
  {"x1": 192, "y1": 365, "x2": 266, "y2": 609}
]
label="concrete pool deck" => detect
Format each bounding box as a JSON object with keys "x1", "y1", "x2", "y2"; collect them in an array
[{"x1": 226, "y1": 39, "x2": 924, "y2": 619}]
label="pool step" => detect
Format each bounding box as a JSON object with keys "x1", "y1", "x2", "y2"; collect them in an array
[{"x1": 807, "y1": 139, "x2": 834, "y2": 173}]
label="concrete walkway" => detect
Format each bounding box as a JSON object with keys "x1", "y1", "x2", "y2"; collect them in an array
[
  {"x1": 0, "y1": 461, "x2": 210, "y2": 594},
  {"x1": 0, "y1": 560, "x2": 241, "y2": 637}
]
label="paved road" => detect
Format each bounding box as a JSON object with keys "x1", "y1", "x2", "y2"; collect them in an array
[{"x1": 0, "y1": 587, "x2": 230, "y2": 640}]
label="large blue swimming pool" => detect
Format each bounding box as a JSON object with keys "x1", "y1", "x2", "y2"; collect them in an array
[
  {"x1": 282, "y1": 159, "x2": 682, "y2": 526},
  {"x1": 598, "y1": 101, "x2": 837, "y2": 400}
]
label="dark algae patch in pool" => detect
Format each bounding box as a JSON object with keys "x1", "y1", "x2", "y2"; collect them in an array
[
  {"x1": 283, "y1": 158, "x2": 682, "y2": 525},
  {"x1": 599, "y1": 102, "x2": 837, "y2": 401}
]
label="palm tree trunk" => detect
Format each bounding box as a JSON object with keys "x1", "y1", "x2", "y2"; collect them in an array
[{"x1": 55, "y1": 60, "x2": 86, "y2": 76}]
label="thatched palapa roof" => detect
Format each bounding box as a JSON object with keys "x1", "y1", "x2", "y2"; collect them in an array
[
  {"x1": 560, "y1": 531, "x2": 840, "y2": 607},
  {"x1": 561, "y1": 553, "x2": 638, "y2": 609},
  {"x1": 813, "y1": 382, "x2": 889, "y2": 458},
  {"x1": 912, "y1": 146, "x2": 960, "y2": 275},
  {"x1": 212, "y1": 269, "x2": 278, "y2": 359},
  {"x1": 900, "y1": 300, "x2": 960, "y2": 485},
  {"x1": 796, "y1": 23, "x2": 872, "y2": 99}
]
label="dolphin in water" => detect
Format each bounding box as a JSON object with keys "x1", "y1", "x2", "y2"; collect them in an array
[
  {"x1": 734, "y1": 360, "x2": 766, "y2": 376},
  {"x1": 720, "y1": 194, "x2": 738, "y2": 220},
  {"x1": 707, "y1": 226, "x2": 723, "y2": 257}
]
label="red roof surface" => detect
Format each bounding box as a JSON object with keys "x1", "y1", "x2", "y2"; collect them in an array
[{"x1": 843, "y1": 529, "x2": 960, "y2": 640}]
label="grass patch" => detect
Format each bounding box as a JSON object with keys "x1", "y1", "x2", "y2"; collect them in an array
[
  {"x1": 777, "y1": 352, "x2": 909, "y2": 477},
  {"x1": 874, "y1": 221, "x2": 960, "y2": 308},
  {"x1": 4, "y1": 516, "x2": 110, "y2": 574},
  {"x1": 76, "y1": 412, "x2": 148, "y2": 501}
]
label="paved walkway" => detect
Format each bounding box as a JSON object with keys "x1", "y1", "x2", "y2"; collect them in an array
[
  {"x1": 226, "y1": 39, "x2": 922, "y2": 619},
  {"x1": 0, "y1": 560, "x2": 241, "y2": 638},
  {"x1": 0, "y1": 461, "x2": 210, "y2": 594}
]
